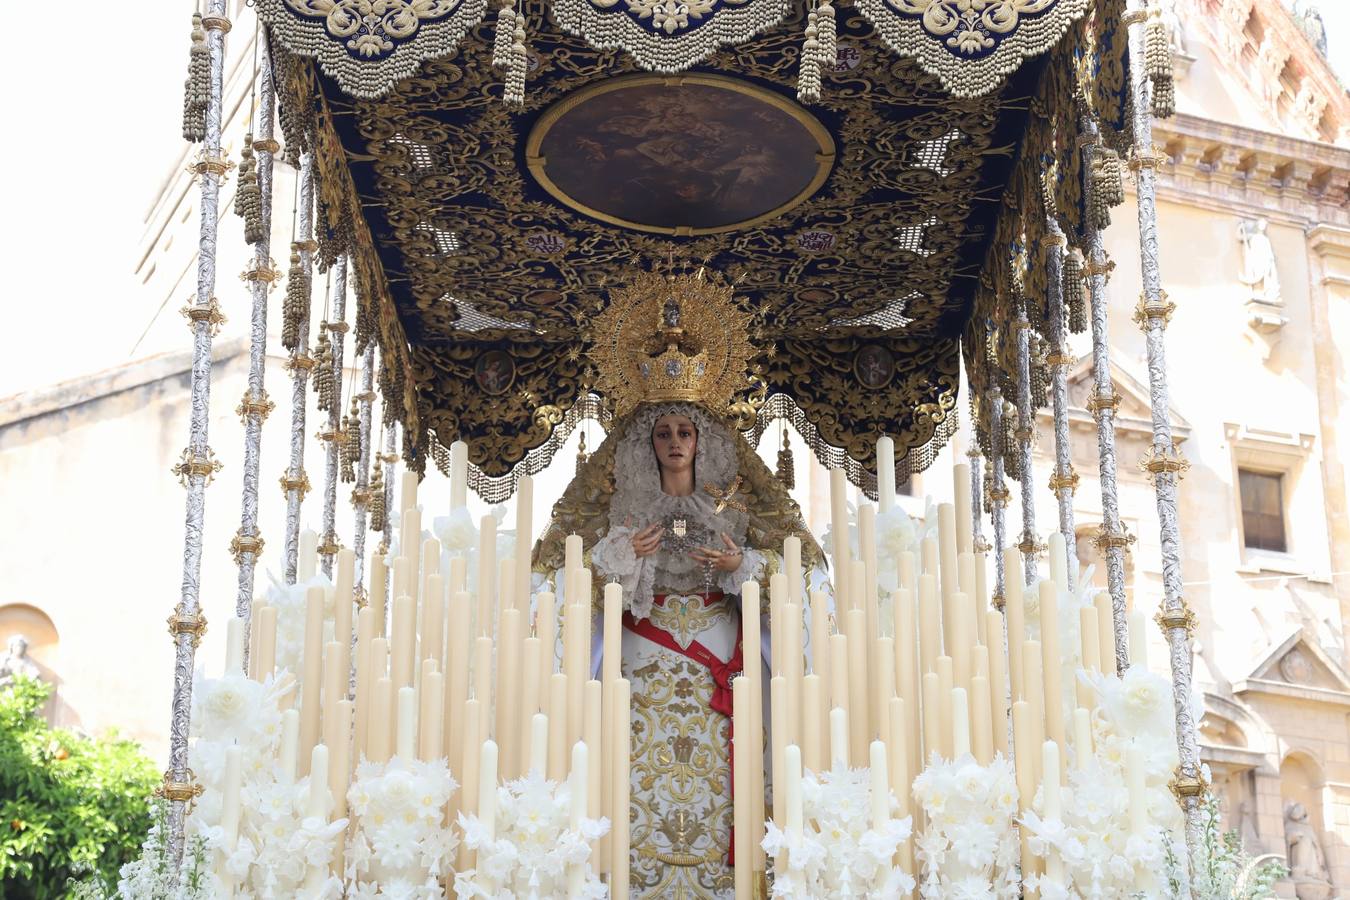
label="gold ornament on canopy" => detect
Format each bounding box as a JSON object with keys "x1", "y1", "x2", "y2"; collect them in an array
[{"x1": 588, "y1": 268, "x2": 755, "y2": 419}]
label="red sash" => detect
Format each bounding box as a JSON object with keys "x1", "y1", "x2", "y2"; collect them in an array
[{"x1": 623, "y1": 592, "x2": 746, "y2": 866}]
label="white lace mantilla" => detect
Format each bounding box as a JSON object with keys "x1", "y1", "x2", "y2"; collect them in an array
[{"x1": 852, "y1": 0, "x2": 1091, "y2": 98}]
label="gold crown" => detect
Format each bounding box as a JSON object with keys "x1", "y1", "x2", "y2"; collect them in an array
[{"x1": 589, "y1": 268, "x2": 754, "y2": 418}]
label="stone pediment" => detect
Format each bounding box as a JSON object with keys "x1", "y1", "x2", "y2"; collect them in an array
[
  {"x1": 1061, "y1": 354, "x2": 1191, "y2": 440},
  {"x1": 1235, "y1": 629, "x2": 1350, "y2": 708}
]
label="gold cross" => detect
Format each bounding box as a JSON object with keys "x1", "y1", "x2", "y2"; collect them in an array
[{"x1": 703, "y1": 475, "x2": 747, "y2": 514}]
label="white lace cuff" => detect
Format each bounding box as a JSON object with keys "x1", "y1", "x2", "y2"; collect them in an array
[
  {"x1": 591, "y1": 526, "x2": 639, "y2": 580},
  {"x1": 718, "y1": 547, "x2": 767, "y2": 597}
]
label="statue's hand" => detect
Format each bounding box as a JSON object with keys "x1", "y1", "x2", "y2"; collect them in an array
[
  {"x1": 690, "y1": 532, "x2": 743, "y2": 573},
  {"x1": 628, "y1": 520, "x2": 663, "y2": 558}
]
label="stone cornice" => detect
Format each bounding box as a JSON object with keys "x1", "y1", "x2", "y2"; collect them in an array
[{"x1": 1146, "y1": 112, "x2": 1350, "y2": 227}]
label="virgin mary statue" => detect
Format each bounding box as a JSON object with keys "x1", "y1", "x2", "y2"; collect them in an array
[{"x1": 533, "y1": 270, "x2": 824, "y2": 898}]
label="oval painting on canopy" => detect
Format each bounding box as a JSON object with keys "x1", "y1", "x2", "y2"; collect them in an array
[{"x1": 527, "y1": 74, "x2": 835, "y2": 235}]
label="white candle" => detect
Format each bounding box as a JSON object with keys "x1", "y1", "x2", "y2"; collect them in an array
[
  {"x1": 829, "y1": 706, "x2": 849, "y2": 769},
  {"x1": 367, "y1": 676, "x2": 392, "y2": 764},
  {"x1": 391, "y1": 594, "x2": 416, "y2": 689},
  {"x1": 951, "y1": 687, "x2": 971, "y2": 758},
  {"x1": 529, "y1": 712, "x2": 548, "y2": 775},
  {"x1": 876, "y1": 436, "x2": 896, "y2": 514},
  {"x1": 515, "y1": 474, "x2": 534, "y2": 612},
  {"x1": 549, "y1": 673, "x2": 568, "y2": 781},
  {"x1": 400, "y1": 470, "x2": 419, "y2": 518},
  {"x1": 421, "y1": 671, "x2": 444, "y2": 761},
  {"x1": 802, "y1": 674, "x2": 824, "y2": 773},
  {"x1": 784, "y1": 743, "x2": 803, "y2": 840},
  {"x1": 450, "y1": 440, "x2": 468, "y2": 508},
  {"x1": 308, "y1": 744, "x2": 330, "y2": 818},
  {"x1": 868, "y1": 739, "x2": 889, "y2": 829},
  {"x1": 829, "y1": 468, "x2": 851, "y2": 603},
  {"x1": 221, "y1": 744, "x2": 242, "y2": 846},
  {"x1": 1073, "y1": 707, "x2": 1093, "y2": 769},
  {"x1": 298, "y1": 529, "x2": 317, "y2": 581},
  {"x1": 254, "y1": 606, "x2": 277, "y2": 681},
  {"x1": 299, "y1": 587, "x2": 325, "y2": 776},
  {"x1": 1048, "y1": 532, "x2": 1068, "y2": 594},
  {"x1": 1042, "y1": 741, "x2": 1064, "y2": 883},
  {"x1": 953, "y1": 461, "x2": 972, "y2": 554},
  {"x1": 225, "y1": 616, "x2": 246, "y2": 674},
  {"x1": 396, "y1": 685, "x2": 416, "y2": 759},
  {"x1": 479, "y1": 739, "x2": 499, "y2": 841},
  {"x1": 567, "y1": 741, "x2": 588, "y2": 897},
  {"x1": 478, "y1": 515, "x2": 497, "y2": 636},
  {"x1": 784, "y1": 535, "x2": 803, "y2": 605}
]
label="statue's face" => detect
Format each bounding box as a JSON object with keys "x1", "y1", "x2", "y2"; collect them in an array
[{"x1": 651, "y1": 414, "x2": 697, "y2": 475}]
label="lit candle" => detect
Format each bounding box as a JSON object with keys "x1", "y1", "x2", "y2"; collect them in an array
[
  {"x1": 951, "y1": 687, "x2": 971, "y2": 758},
  {"x1": 876, "y1": 436, "x2": 896, "y2": 514},
  {"x1": 829, "y1": 706, "x2": 849, "y2": 769},
  {"x1": 225, "y1": 616, "x2": 246, "y2": 675},
  {"x1": 421, "y1": 670, "x2": 444, "y2": 761},
  {"x1": 1129, "y1": 607, "x2": 1148, "y2": 670},
  {"x1": 611, "y1": 679, "x2": 631, "y2": 900},
  {"x1": 515, "y1": 474, "x2": 534, "y2": 612},
  {"x1": 971, "y1": 675, "x2": 993, "y2": 765},
  {"x1": 567, "y1": 741, "x2": 588, "y2": 898},
  {"x1": 391, "y1": 594, "x2": 416, "y2": 689},
  {"x1": 954, "y1": 462, "x2": 972, "y2": 554},
  {"x1": 496, "y1": 608, "x2": 522, "y2": 777},
  {"x1": 450, "y1": 440, "x2": 468, "y2": 508},
  {"x1": 549, "y1": 672, "x2": 568, "y2": 781},
  {"x1": 396, "y1": 685, "x2": 416, "y2": 759},
  {"x1": 869, "y1": 739, "x2": 889, "y2": 829},
  {"x1": 299, "y1": 529, "x2": 318, "y2": 581},
  {"x1": 367, "y1": 676, "x2": 392, "y2": 764},
  {"x1": 299, "y1": 587, "x2": 325, "y2": 775},
  {"x1": 802, "y1": 674, "x2": 824, "y2": 773}
]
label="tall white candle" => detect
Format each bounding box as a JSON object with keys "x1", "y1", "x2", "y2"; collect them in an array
[
  {"x1": 829, "y1": 706, "x2": 849, "y2": 769},
  {"x1": 876, "y1": 436, "x2": 896, "y2": 514},
  {"x1": 221, "y1": 744, "x2": 242, "y2": 846},
  {"x1": 951, "y1": 687, "x2": 971, "y2": 758},
  {"x1": 1073, "y1": 706, "x2": 1093, "y2": 768},
  {"x1": 396, "y1": 686, "x2": 416, "y2": 759},
  {"x1": 308, "y1": 744, "x2": 330, "y2": 818},
  {"x1": 829, "y1": 468, "x2": 851, "y2": 603},
  {"x1": 299, "y1": 587, "x2": 325, "y2": 775},
  {"x1": 450, "y1": 440, "x2": 468, "y2": 509},
  {"x1": 225, "y1": 616, "x2": 246, "y2": 674},
  {"x1": 298, "y1": 529, "x2": 318, "y2": 581},
  {"x1": 1048, "y1": 532, "x2": 1068, "y2": 594},
  {"x1": 784, "y1": 536, "x2": 803, "y2": 605},
  {"x1": 1042, "y1": 741, "x2": 1064, "y2": 883},
  {"x1": 515, "y1": 474, "x2": 534, "y2": 612},
  {"x1": 868, "y1": 740, "x2": 890, "y2": 829},
  {"x1": 529, "y1": 712, "x2": 548, "y2": 775},
  {"x1": 1129, "y1": 607, "x2": 1149, "y2": 670},
  {"x1": 400, "y1": 470, "x2": 418, "y2": 519},
  {"x1": 954, "y1": 461, "x2": 972, "y2": 554},
  {"x1": 478, "y1": 515, "x2": 497, "y2": 636},
  {"x1": 567, "y1": 741, "x2": 588, "y2": 898},
  {"x1": 784, "y1": 743, "x2": 803, "y2": 840},
  {"x1": 479, "y1": 739, "x2": 499, "y2": 842}
]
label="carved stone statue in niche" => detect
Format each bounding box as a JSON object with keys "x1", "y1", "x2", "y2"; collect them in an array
[
  {"x1": 1238, "y1": 217, "x2": 1286, "y2": 360},
  {"x1": 1285, "y1": 801, "x2": 1332, "y2": 899},
  {"x1": 0, "y1": 634, "x2": 41, "y2": 688}
]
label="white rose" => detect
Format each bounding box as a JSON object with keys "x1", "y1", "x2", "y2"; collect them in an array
[{"x1": 434, "y1": 509, "x2": 478, "y2": 553}]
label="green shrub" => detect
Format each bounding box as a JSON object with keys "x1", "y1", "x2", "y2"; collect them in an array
[{"x1": 0, "y1": 677, "x2": 159, "y2": 898}]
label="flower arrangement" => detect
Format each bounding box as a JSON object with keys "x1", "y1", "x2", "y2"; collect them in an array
[
  {"x1": 911, "y1": 753, "x2": 1021, "y2": 899},
  {"x1": 431, "y1": 505, "x2": 516, "y2": 594},
  {"x1": 822, "y1": 498, "x2": 937, "y2": 598},
  {"x1": 762, "y1": 764, "x2": 914, "y2": 898},
  {"x1": 345, "y1": 756, "x2": 459, "y2": 896},
  {"x1": 1190, "y1": 792, "x2": 1287, "y2": 900},
  {"x1": 69, "y1": 800, "x2": 213, "y2": 900},
  {"x1": 261, "y1": 568, "x2": 335, "y2": 677},
  {"x1": 453, "y1": 771, "x2": 608, "y2": 899}
]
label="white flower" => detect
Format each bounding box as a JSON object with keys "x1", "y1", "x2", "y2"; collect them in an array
[{"x1": 434, "y1": 508, "x2": 479, "y2": 552}]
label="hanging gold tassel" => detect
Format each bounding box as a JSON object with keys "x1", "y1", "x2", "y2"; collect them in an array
[
  {"x1": 282, "y1": 247, "x2": 308, "y2": 351},
  {"x1": 340, "y1": 415, "x2": 357, "y2": 484},
  {"x1": 1089, "y1": 147, "x2": 1124, "y2": 230},
  {"x1": 235, "y1": 133, "x2": 264, "y2": 244},
  {"x1": 797, "y1": 9, "x2": 822, "y2": 104},
  {"x1": 182, "y1": 13, "x2": 209, "y2": 143},
  {"x1": 492, "y1": 0, "x2": 517, "y2": 68},
  {"x1": 368, "y1": 465, "x2": 386, "y2": 532},
  {"x1": 313, "y1": 327, "x2": 335, "y2": 411},
  {"x1": 776, "y1": 424, "x2": 795, "y2": 490},
  {"x1": 575, "y1": 430, "x2": 589, "y2": 476},
  {"x1": 503, "y1": 14, "x2": 529, "y2": 108},
  {"x1": 1146, "y1": 5, "x2": 1175, "y2": 119},
  {"x1": 1063, "y1": 247, "x2": 1087, "y2": 334}
]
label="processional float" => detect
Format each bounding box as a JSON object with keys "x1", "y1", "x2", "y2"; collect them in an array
[{"x1": 161, "y1": 0, "x2": 1199, "y2": 894}]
